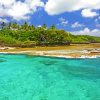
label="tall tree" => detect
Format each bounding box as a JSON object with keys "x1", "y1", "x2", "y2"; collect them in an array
[
  {"x1": 8, "y1": 22, "x2": 12, "y2": 29},
  {"x1": 12, "y1": 22, "x2": 19, "y2": 29},
  {"x1": 1, "y1": 22, "x2": 6, "y2": 29},
  {"x1": 31, "y1": 25, "x2": 35, "y2": 30},
  {"x1": 21, "y1": 22, "x2": 28, "y2": 30},
  {"x1": 42, "y1": 24, "x2": 47, "y2": 29},
  {"x1": 28, "y1": 25, "x2": 35, "y2": 30},
  {"x1": 50, "y1": 24, "x2": 56, "y2": 30}
]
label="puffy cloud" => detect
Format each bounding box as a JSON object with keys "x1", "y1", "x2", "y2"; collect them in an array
[
  {"x1": 0, "y1": 0, "x2": 44, "y2": 20},
  {"x1": 95, "y1": 16, "x2": 100, "y2": 22},
  {"x1": 95, "y1": 16, "x2": 100, "y2": 28},
  {"x1": 0, "y1": 0, "x2": 15, "y2": 17},
  {"x1": 71, "y1": 22, "x2": 84, "y2": 28},
  {"x1": 58, "y1": 17, "x2": 68, "y2": 26},
  {"x1": 37, "y1": 25, "x2": 42, "y2": 27},
  {"x1": 25, "y1": 0, "x2": 44, "y2": 9},
  {"x1": 72, "y1": 28, "x2": 100, "y2": 36},
  {"x1": 0, "y1": 18, "x2": 9, "y2": 23},
  {"x1": 81, "y1": 9, "x2": 98, "y2": 17},
  {"x1": 0, "y1": 0, "x2": 15, "y2": 6},
  {"x1": 59, "y1": 17, "x2": 65, "y2": 22},
  {"x1": 7, "y1": 1, "x2": 30, "y2": 20},
  {"x1": 45, "y1": 0, "x2": 100, "y2": 17},
  {"x1": 96, "y1": 23, "x2": 100, "y2": 28}
]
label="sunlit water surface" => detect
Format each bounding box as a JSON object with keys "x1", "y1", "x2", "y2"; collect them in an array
[{"x1": 0, "y1": 54, "x2": 100, "y2": 100}]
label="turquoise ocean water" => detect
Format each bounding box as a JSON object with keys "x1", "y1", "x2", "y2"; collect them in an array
[{"x1": 0, "y1": 54, "x2": 100, "y2": 100}]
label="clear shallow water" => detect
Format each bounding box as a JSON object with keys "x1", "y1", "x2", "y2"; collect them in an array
[{"x1": 0, "y1": 54, "x2": 100, "y2": 100}]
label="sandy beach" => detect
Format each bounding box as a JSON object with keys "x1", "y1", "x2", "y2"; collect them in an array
[{"x1": 0, "y1": 43, "x2": 100, "y2": 58}]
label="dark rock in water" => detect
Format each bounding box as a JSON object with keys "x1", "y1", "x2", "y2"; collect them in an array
[
  {"x1": 0, "y1": 59, "x2": 6, "y2": 63},
  {"x1": 40, "y1": 60, "x2": 57, "y2": 66}
]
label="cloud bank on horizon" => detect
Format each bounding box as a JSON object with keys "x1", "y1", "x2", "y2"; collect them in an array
[{"x1": 0, "y1": 0, "x2": 100, "y2": 36}]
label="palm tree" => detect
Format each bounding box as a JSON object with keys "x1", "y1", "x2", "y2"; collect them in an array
[
  {"x1": 8, "y1": 22, "x2": 12, "y2": 29},
  {"x1": 21, "y1": 22, "x2": 28, "y2": 30},
  {"x1": 12, "y1": 22, "x2": 19, "y2": 29},
  {"x1": 50, "y1": 24, "x2": 56, "y2": 30},
  {"x1": 31, "y1": 25, "x2": 35, "y2": 30},
  {"x1": 1, "y1": 22, "x2": 6, "y2": 29},
  {"x1": 42, "y1": 24, "x2": 47, "y2": 29}
]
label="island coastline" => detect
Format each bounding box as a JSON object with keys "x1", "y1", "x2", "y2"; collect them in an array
[{"x1": 0, "y1": 43, "x2": 100, "y2": 58}]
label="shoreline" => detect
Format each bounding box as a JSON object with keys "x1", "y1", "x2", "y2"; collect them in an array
[
  {"x1": 0, "y1": 44, "x2": 100, "y2": 58},
  {"x1": 0, "y1": 50, "x2": 100, "y2": 58}
]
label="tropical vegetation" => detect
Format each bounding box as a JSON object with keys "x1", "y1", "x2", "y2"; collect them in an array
[{"x1": 0, "y1": 22, "x2": 100, "y2": 47}]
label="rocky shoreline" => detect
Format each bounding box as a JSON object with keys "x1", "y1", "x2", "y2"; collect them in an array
[{"x1": 0, "y1": 47, "x2": 100, "y2": 58}]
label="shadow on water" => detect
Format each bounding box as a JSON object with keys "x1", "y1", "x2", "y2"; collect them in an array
[
  {"x1": 40, "y1": 60, "x2": 58, "y2": 66},
  {"x1": 0, "y1": 59, "x2": 6, "y2": 63},
  {"x1": 25, "y1": 54, "x2": 35, "y2": 58},
  {"x1": 60, "y1": 64, "x2": 100, "y2": 80}
]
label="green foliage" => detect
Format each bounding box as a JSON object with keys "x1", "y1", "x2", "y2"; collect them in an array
[
  {"x1": 0, "y1": 34, "x2": 18, "y2": 46},
  {"x1": 1, "y1": 22, "x2": 6, "y2": 29},
  {"x1": 70, "y1": 35, "x2": 100, "y2": 44},
  {"x1": 0, "y1": 22, "x2": 100, "y2": 47}
]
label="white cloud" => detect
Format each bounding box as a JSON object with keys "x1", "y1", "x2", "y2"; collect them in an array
[
  {"x1": 0, "y1": 0, "x2": 15, "y2": 6},
  {"x1": 58, "y1": 17, "x2": 68, "y2": 26},
  {"x1": 37, "y1": 25, "x2": 42, "y2": 27},
  {"x1": 95, "y1": 16, "x2": 100, "y2": 22},
  {"x1": 95, "y1": 16, "x2": 100, "y2": 28},
  {"x1": 0, "y1": 18, "x2": 9, "y2": 23},
  {"x1": 59, "y1": 17, "x2": 65, "y2": 22},
  {"x1": 96, "y1": 24, "x2": 100, "y2": 28},
  {"x1": 0, "y1": 0, "x2": 44, "y2": 20},
  {"x1": 61, "y1": 21, "x2": 68, "y2": 26},
  {"x1": 71, "y1": 22, "x2": 84, "y2": 28},
  {"x1": 25, "y1": 0, "x2": 44, "y2": 9},
  {"x1": 8, "y1": 1, "x2": 30, "y2": 20},
  {"x1": 72, "y1": 28, "x2": 100, "y2": 36},
  {"x1": 81, "y1": 9, "x2": 98, "y2": 17},
  {"x1": 45, "y1": 0, "x2": 100, "y2": 17}
]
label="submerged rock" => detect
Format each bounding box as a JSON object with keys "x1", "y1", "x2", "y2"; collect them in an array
[{"x1": 0, "y1": 58, "x2": 6, "y2": 63}]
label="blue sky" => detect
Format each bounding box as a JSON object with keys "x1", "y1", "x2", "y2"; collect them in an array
[{"x1": 0, "y1": 0, "x2": 100, "y2": 36}]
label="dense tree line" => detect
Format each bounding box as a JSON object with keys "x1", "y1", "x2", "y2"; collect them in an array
[{"x1": 0, "y1": 22, "x2": 100, "y2": 47}]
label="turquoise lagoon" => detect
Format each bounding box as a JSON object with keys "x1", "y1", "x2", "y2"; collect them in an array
[{"x1": 0, "y1": 54, "x2": 100, "y2": 100}]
